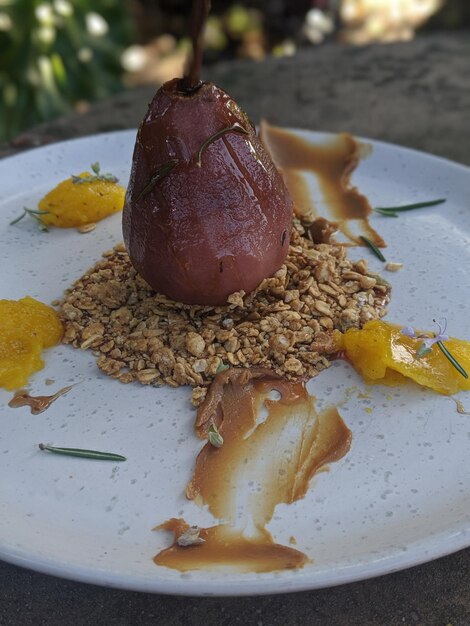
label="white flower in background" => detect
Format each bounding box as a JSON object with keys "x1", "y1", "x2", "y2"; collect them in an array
[
  {"x1": 307, "y1": 8, "x2": 335, "y2": 34},
  {"x1": 85, "y1": 12, "x2": 109, "y2": 37},
  {"x1": 281, "y1": 40, "x2": 296, "y2": 57},
  {"x1": 0, "y1": 12, "x2": 12, "y2": 31},
  {"x1": 53, "y1": 0, "x2": 73, "y2": 17},
  {"x1": 37, "y1": 55, "x2": 54, "y2": 85},
  {"x1": 304, "y1": 8, "x2": 335, "y2": 45},
  {"x1": 77, "y1": 47, "x2": 93, "y2": 63},
  {"x1": 35, "y1": 3, "x2": 54, "y2": 25},
  {"x1": 121, "y1": 45, "x2": 147, "y2": 73},
  {"x1": 37, "y1": 25, "x2": 55, "y2": 45}
]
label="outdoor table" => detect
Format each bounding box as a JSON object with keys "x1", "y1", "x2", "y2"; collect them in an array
[{"x1": 1, "y1": 31, "x2": 469, "y2": 625}]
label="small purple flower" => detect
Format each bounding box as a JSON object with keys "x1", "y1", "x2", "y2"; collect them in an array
[
  {"x1": 402, "y1": 318, "x2": 467, "y2": 379},
  {"x1": 401, "y1": 318, "x2": 449, "y2": 359},
  {"x1": 431, "y1": 318, "x2": 449, "y2": 344},
  {"x1": 401, "y1": 326, "x2": 417, "y2": 339}
]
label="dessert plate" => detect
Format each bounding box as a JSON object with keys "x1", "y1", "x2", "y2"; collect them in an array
[{"x1": 0, "y1": 129, "x2": 469, "y2": 596}]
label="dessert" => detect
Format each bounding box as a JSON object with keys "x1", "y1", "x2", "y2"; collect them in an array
[{"x1": 6, "y1": 0, "x2": 467, "y2": 581}]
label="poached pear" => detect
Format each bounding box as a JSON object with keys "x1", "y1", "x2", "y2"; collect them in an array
[{"x1": 123, "y1": 1, "x2": 293, "y2": 305}]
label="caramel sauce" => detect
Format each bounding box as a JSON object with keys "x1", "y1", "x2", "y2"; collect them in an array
[
  {"x1": 304, "y1": 216, "x2": 339, "y2": 245},
  {"x1": 260, "y1": 121, "x2": 385, "y2": 247},
  {"x1": 154, "y1": 519, "x2": 308, "y2": 573},
  {"x1": 154, "y1": 368, "x2": 351, "y2": 572},
  {"x1": 8, "y1": 385, "x2": 73, "y2": 415}
]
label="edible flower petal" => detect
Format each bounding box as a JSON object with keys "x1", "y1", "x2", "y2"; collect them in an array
[{"x1": 401, "y1": 318, "x2": 449, "y2": 359}]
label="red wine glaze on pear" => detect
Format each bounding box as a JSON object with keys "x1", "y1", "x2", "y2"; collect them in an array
[{"x1": 123, "y1": 79, "x2": 293, "y2": 305}]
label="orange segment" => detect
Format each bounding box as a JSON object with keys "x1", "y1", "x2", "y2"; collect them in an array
[
  {"x1": 339, "y1": 320, "x2": 470, "y2": 395},
  {"x1": 38, "y1": 172, "x2": 125, "y2": 228},
  {"x1": 0, "y1": 297, "x2": 63, "y2": 390}
]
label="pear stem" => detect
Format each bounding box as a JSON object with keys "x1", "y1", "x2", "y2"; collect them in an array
[{"x1": 181, "y1": 0, "x2": 211, "y2": 93}]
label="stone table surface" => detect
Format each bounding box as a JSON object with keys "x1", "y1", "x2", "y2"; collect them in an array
[{"x1": 1, "y1": 31, "x2": 470, "y2": 626}]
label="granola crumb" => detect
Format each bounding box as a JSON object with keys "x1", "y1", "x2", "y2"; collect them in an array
[
  {"x1": 77, "y1": 222, "x2": 97, "y2": 233},
  {"x1": 385, "y1": 262, "x2": 404, "y2": 272},
  {"x1": 58, "y1": 223, "x2": 390, "y2": 394}
]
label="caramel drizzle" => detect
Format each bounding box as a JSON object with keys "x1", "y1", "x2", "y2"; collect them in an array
[
  {"x1": 8, "y1": 385, "x2": 74, "y2": 415},
  {"x1": 154, "y1": 518, "x2": 308, "y2": 573},
  {"x1": 260, "y1": 120, "x2": 385, "y2": 247}
]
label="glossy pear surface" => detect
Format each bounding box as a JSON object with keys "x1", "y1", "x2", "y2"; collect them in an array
[{"x1": 123, "y1": 79, "x2": 293, "y2": 305}]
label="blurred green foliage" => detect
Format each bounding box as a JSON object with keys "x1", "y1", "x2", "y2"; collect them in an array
[
  {"x1": 0, "y1": 0, "x2": 134, "y2": 142},
  {"x1": 1, "y1": 0, "x2": 469, "y2": 143}
]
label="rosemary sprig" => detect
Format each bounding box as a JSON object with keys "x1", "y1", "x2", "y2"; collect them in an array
[
  {"x1": 374, "y1": 198, "x2": 446, "y2": 217},
  {"x1": 208, "y1": 424, "x2": 224, "y2": 448},
  {"x1": 71, "y1": 162, "x2": 119, "y2": 185},
  {"x1": 359, "y1": 235, "x2": 386, "y2": 262},
  {"x1": 374, "y1": 208, "x2": 399, "y2": 218},
  {"x1": 38, "y1": 443, "x2": 126, "y2": 461},
  {"x1": 436, "y1": 341, "x2": 469, "y2": 379},
  {"x1": 402, "y1": 319, "x2": 468, "y2": 380},
  {"x1": 10, "y1": 207, "x2": 50, "y2": 231},
  {"x1": 196, "y1": 123, "x2": 249, "y2": 167},
  {"x1": 135, "y1": 159, "x2": 179, "y2": 201}
]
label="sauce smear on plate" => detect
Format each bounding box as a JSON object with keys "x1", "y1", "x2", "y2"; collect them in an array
[
  {"x1": 9, "y1": 385, "x2": 73, "y2": 415},
  {"x1": 260, "y1": 121, "x2": 384, "y2": 247},
  {"x1": 154, "y1": 368, "x2": 351, "y2": 572}
]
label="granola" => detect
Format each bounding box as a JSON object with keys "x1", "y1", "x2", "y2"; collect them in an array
[{"x1": 59, "y1": 224, "x2": 390, "y2": 406}]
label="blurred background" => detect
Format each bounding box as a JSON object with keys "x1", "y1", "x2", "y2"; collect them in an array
[{"x1": 1, "y1": 0, "x2": 469, "y2": 143}]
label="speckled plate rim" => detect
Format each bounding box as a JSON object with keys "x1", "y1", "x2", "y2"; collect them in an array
[
  {"x1": 0, "y1": 129, "x2": 469, "y2": 597},
  {"x1": 1, "y1": 522, "x2": 469, "y2": 596}
]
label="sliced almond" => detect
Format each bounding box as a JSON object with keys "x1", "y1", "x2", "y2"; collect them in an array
[{"x1": 77, "y1": 222, "x2": 97, "y2": 233}]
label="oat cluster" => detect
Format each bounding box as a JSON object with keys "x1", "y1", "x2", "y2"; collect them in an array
[{"x1": 59, "y1": 226, "x2": 390, "y2": 406}]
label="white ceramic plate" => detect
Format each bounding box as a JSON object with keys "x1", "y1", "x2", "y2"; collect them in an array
[{"x1": 1, "y1": 129, "x2": 469, "y2": 596}]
